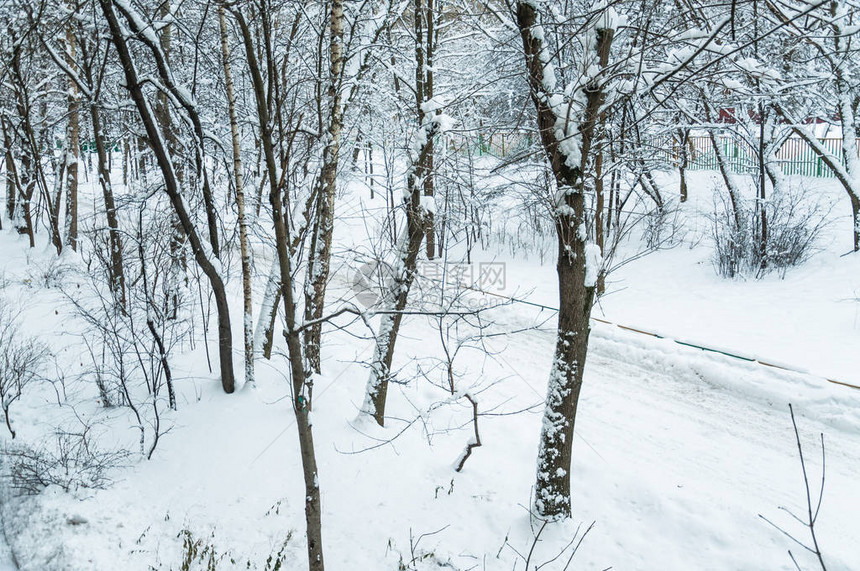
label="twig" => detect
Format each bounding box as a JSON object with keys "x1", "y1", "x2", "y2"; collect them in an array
[
  {"x1": 789, "y1": 403, "x2": 827, "y2": 571},
  {"x1": 524, "y1": 520, "x2": 548, "y2": 570},
  {"x1": 759, "y1": 404, "x2": 828, "y2": 570},
  {"x1": 454, "y1": 393, "x2": 481, "y2": 472}
]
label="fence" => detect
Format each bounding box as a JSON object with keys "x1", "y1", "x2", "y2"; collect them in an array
[
  {"x1": 678, "y1": 135, "x2": 850, "y2": 178},
  {"x1": 444, "y1": 131, "x2": 535, "y2": 157},
  {"x1": 447, "y1": 130, "x2": 856, "y2": 179}
]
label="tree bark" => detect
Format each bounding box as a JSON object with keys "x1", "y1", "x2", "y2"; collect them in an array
[
  {"x1": 757, "y1": 105, "x2": 768, "y2": 271},
  {"x1": 76, "y1": 28, "x2": 127, "y2": 305},
  {"x1": 422, "y1": 0, "x2": 436, "y2": 259},
  {"x1": 703, "y1": 99, "x2": 743, "y2": 232},
  {"x1": 677, "y1": 128, "x2": 689, "y2": 203},
  {"x1": 1, "y1": 119, "x2": 18, "y2": 226},
  {"x1": 360, "y1": 151, "x2": 427, "y2": 426},
  {"x1": 90, "y1": 102, "x2": 126, "y2": 305},
  {"x1": 253, "y1": 258, "x2": 281, "y2": 361},
  {"x1": 8, "y1": 49, "x2": 38, "y2": 248},
  {"x1": 64, "y1": 19, "x2": 79, "y2": 251},
  {"x1": 595, "y1": 146, "x2": 605, "y2": 295}
]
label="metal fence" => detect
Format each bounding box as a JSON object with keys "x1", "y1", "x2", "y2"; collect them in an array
[
  {"x1": 667, "y1": 135, "x2": 852, "y2": 178},
  {"x1": 449, "y1": 131, "x2": 856, "y2": 179},
  {"x1": 444, "y1": 131, "x2": 535, "y2": 157}
]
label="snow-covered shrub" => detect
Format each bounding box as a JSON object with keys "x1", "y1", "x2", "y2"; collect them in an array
[
  {"x1": 25, "y1": 256, "x2": 74, "y2": 289},
  {"x1": 710, "y1": 192, "x2": 750, "y2": 278},
  {"x1": 483, "y1": 159, "x2": 555, "y2": 260},
  {"x1": 755, "y1": 184, "x2": 831, "y2": 275},
  {"x1": 643, "y1": 200, "x2": 686, "y2": 251},
  {"x1": 710, "y1": 181, "x2": 829, "y2": 278},
  {"x1": 0, "y1": 303, "x2": 47, "y2": 438},
  {"x1": 4, "y1": 428, "x2": 128, "y2": 494}
]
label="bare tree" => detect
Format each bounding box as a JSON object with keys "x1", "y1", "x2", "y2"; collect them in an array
[
  {"x1": 0, "y1": 305, "x2": 46, "y2": 439},
  {"x1": 98, "y1": 0, "x2": 235, "y2": 393},
  {"x1": 219, "y1": 4, "x2": 255, "y2": 388},
  {"x1": 303, "y1": 0, "x2": 345, "y2": 373},
  {"x1": 359, "y1": 0, "x2": 444, "y2": 426},
  {"x1": 230, "y1": 4, "x2": 324, "y2": 567},
  {"x1": 767, "y1": 0, "x2": 860, "y2": 252},
  {"x1": 63, "y1": 3, "x2": 80, "y2": 252},
  {"x1": 514, "y1": 0, "x2": 614, "y2": 519}
]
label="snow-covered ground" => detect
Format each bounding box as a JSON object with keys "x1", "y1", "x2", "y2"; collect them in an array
[{"x1": 0, "y1": 168, "x2": 858, "y2": 570}]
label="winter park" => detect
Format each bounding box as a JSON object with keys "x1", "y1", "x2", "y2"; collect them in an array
[{"x1": 1, "y1": 0, "x2": 860, "y2": 569}]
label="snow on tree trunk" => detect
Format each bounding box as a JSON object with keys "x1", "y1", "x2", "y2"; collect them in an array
[
  {"x1": 837, "y1": 93, "x2": 860, "y2": 251},
  {"x1": 516, "y1": 0, "x2": 614, "y2": 519},
  {"x1": 359, "y1": 206, "x2": 424, "y2": 426}
]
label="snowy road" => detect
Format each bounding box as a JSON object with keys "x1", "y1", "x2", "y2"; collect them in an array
[{"x1": 470, "y1": 306, "x2": 860, "y2": 570}]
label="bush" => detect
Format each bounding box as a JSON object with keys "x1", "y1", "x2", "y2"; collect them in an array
[
  {"x1": 0, "y1": 303, "x2": 47, "y2": 438},
  {"x1": 4, "y1": 428, "x2": 129, "y2": 495},
  {"x1": 710, "y1": 181, "x2": 830, "y2": 278},
  {"x1": 758, "y1": 185, "x2": 830, "y2": 273}
]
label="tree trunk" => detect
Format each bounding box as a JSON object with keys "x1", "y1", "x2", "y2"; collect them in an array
[
  {"x1": 360, "y1": 166, "x2": 426, "y2": 426},
  {"x1": 704, "y1": 101, "x2": 743, "y2": 231},
  {"x1": 360, "y1": 0, "x2": 437, "y2": 426},
  {"x1": 100, "y1": 0, "x2": 235, "y2": 393},
  {"x1": 837, "y1": 92, "x2": 860, "y2": 252},
  {"x1": 253, "y1": 258, "x2": 281, "y2": 360},
  {"x1": 78, "y1": 30, "x2": 127, "y2": 304},
  {"x1": 13, "y1": 54, "x2": 62, "y2": 254},
  {"x1": 516, "y1": 1, "x2": 611, "y2": 519},
  {"x1": 1, "y1": 119, "x2": 18, "y2": 224},
  {"x1": 90, "y1": 100, "x2": 126, "y2": 305},
  {"x1": 304, "y1": 0, "x2": 345, "y2": 373},
  {"x1": 13, "y1": 99, "x2": 39, "y2": 248},
  {"x1": 423, "y1": 0, "x2": 436, "y2": 259},
  {"x1": 157, "y1": 9, "x2": 183, "y2": 317},
  {"x1": 851, "y1": 193, "x2": 860, "y2": 251},
  {"x1": 220, "y1": 5, "x2": 255, "y2": 388},
  {"x1": 232, "y1": 9, "x2": 324, "y2": 568},
  {"x1": 595, "y1": 148, "x2": 605, "y2": 295},
  {"x1": 65, "y1": 20, "x2": 79, "y2": 251},
  {"x1": 678, "y1": 128, "x2": 689, "y2": 203},
  {"x1": 758, "y1": 104, "x2": 768, "y2": 271}
]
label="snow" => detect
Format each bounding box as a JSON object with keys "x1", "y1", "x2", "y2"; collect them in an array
[
  {"x1": 0, "y1": 163, "x2": 858, "y2": 570},
  {"x1": 421, "y1": 195, "x2": 437, "y2": 215},
  {"x1": 430, "y1": 113, "x2": 456, "y2": 134},
  {"x1": 584, "y1": 242, "x2": 602, "y2": 287}
]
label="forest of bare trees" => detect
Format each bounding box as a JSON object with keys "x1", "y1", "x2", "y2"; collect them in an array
[{"x1": 0, "y1": 0, "x2": 858, "y2": 568}]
